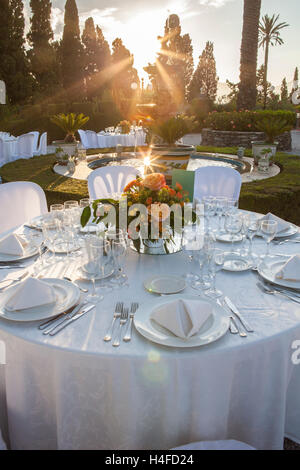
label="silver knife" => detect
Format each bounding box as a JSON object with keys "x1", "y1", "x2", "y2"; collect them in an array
[
  {"x1": 40, "y1": 302, "x2": 83, "y2": 332},
  {"x1": 224, "y1": 297, "x2": 254, "y2": 333},
  {"x1": 49, "y1": 304, "x2": 95, "y2": 336}
]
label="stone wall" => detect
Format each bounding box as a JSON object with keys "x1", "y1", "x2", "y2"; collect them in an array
[{"x1": 201, "y1": 128, "x2": 291, "y2": 151}]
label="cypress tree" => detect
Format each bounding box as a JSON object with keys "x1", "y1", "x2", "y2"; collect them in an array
[
  {"x1": 280, "y1": 77, "x2": 288, "y2": 102},
  {"x1": 188, "y1": 41, "x2": 218, "y2": 103},
  {"x1": 27, "y1": 0, "x2": 59, "y2": 98},
  {"x1": 61, "y1": 0, "x2": 84, "y2": 101},
  {"x1": 0, "y1": 0, "x2": 32, "y2": 104}
]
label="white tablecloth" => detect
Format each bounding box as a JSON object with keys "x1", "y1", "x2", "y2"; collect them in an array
[
  {"x1": 97, "y1": 132, "x2": 146, "y2": 149},
  {"x1": 0, "y1": 220, "x2": 300, "y2": 450}
]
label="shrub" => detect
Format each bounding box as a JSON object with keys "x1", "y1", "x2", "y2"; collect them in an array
[{"x1": 204, "y1": 110, "x2": 296, "y2": 132}]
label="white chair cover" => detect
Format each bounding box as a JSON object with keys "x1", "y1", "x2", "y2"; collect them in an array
[
  {"x1": 172, "y1": 439, "x2": 256, "y2": 450},
  {"x1": 193, "y1": 166, "x2": 242, "y2": 203},
  {"x1": 29, "y1": 132, "x2": 40, "y2": 154},
  {"x1": 85, "y1": 131, "x2": 99, "y2": 149},
  {"x1": 0, "y1": 429, "x2": 6, "y2": 450},
  {"x1": 88, "y1": 166, "x2": 141, "y2": 200},
  {"x1": 0, "y1": 138, "x2": 4, "y2": 167},
  {"x1": 34, "y1": 132, "x2": 47, "y2": 156},
  {"x1": 0, "y1": 182, "x2": 48, "y2": 234},
  {"x1": 78, "y1": 130, "x2": 89, "y2": 149},
  {"x1": 16, "y1": 133, "x2": 35, "y2": 159}
]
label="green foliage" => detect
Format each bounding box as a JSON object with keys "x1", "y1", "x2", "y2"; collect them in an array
[
  {"x1": 117, "y1": 120, "x2": 131, "y2": 134},
  {"x1": 205, "y1": 110, "x2": 296, "y2": 132},
  {"x1": 151, "y1": 117, "x2": 190, "y2": 144},
  {"x1": 50, "y1": 112, "x2": 90, "y2": 142},
  {"x1": 188, "y1": 41, "x2": 218, "y2": 103},
  {"x1": 255, "y1": 116, "x2": 292, "y2": 143}
]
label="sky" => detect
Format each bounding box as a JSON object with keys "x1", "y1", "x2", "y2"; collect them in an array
[{"x1": 23, "y1": 0, "x2": 299, "y2": 88}]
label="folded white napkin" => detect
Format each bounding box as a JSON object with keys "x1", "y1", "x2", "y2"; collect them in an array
[
  {"x1": 5, "y1": 277, "x2": 56, "y2": 311},
  {"x1": 260, "y1": 213, "x2": 290, "y2": 233},
  {"x1": 0, "y1": 233, "x2": 25, "y2": 256},
  {"x1": 275, "y1": 255, "x2": 300, "y2": 282},
  {"x1": 151, "y1": 298, "x2": 213, "y2": 339}
]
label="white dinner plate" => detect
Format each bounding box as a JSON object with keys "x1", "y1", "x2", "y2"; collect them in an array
[
  {"x1": 257, "y1": 224, "x2": 298, "y2": 239},
  {"x1": 144, "y1": 276, "x2": 187, "y2": 295},
  {"x1": 222, "y1": 253, "x2": 252, "y2": 272},
  {"x1": 216, "y1": 233, "x2": 243, "y2": 243},
  {"x1": 258, "y1": 259, "x2": 300, "y2": 290},
  {"x1": 0, "y1": 278, "x2": 80, "y2": 322},
  {"x1": 78, "y1": 263, "x2": 115, "y2": 281},
  {"x1": 134, "y1": 294, "x2": 229, "y2": 348},
  {"x1": 0, "y1": 240, "x2": 39, "y2": 263}
]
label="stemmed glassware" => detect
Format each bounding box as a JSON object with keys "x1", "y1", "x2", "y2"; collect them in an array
[
  {"x1": 224, "y1": 212, "x2": 243, "y2": 249},
  {"x1": 105, "y1": 229, "x2": 128, "y2": 286},
  {"x1": 203, "y1": 196, "x2": 216, "y2": 233},
  {"x1": 84, "y1": 237, "x2": 112, "y2": 303},
  {"x1": 42, "y1": 218, "x2": 61, "y2": 262},
  {"x1": 260, "y1": 220, "x2": 277, "y2": 265},
  {"x1": 191, "y1": 232, "x2": 215, "y2": 292},
  {"x1": 215, "y1": 197, "x2": 228, "y2": 234},
  {"x1": 243, "y1": 214, "x2": 260, "y2": 264},
  {"x1": 182, "y1": 226, "x2": 201, "y2": 283},
  {"x1": 204, "y1": 248, "x2": 225, "y2": 299}
]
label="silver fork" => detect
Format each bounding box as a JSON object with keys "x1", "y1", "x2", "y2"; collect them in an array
[
  {"x1": 112, "y1": 308, "x2": 129, "y2": 347},
  {"x1": 123, "y1": 302, "x2": 139, "y2": 342},
  {"x1": 103, "y1": 302, "x2": 123, "y2": 342}
]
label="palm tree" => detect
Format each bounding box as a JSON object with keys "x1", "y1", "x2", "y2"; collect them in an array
[
  {"x1": 259, "y1": 14, "x2": 289, "y2": 109},
  {"x1": 237, "y1": 0, "x2": 262, "y2": 111}
]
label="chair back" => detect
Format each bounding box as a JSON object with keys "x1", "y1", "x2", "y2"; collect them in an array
[
  {"x1": 29, "y1": 131, "x2": 40, "y2": 153},
  {"x1": 0, "y1": 182, "x2": 48, "y2": 233},
  {"x1": 16, "y1": 133, "x2": 35, "y2": 159},
  {"x1": 37, "y1": 132, "x2": 47, "y2": 155},
  {"x1": 0, "y1": 137, "x2": 4, "y2": 166},
  {"x1": 194, "y1": 166, "x2": 242, "y2": 203},
  {"x1": 78, "y1": 130, "x2": 89, "y2": 149},
  {"x1": 88, "y1": 166, "x2": 140, "y2": 200},
  {"x1": 85, "y1": 130, "x2": 98, "y2": 149}
]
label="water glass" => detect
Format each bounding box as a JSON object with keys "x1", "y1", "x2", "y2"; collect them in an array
[
  {"x1": 224, "y1": 212, "x2": 243, "y2": 250},
  {"x1": 243, "y1": 214, "x2": 260, "y2": 263},
  {"x1": 42, "y1": 218, "x2": 61, "y2": 260},
  {"x1": 204, "y1": 249, "x2": 225, "y2": 299},
  {"x1": 215, "y1": 197, "x2": 228, "y2": 233},
  {"x1": 260, "y1": 220, "x2": 277, "y2": 262},
  {"x1": 111, "y1": 238, "x2": 128, "y2": 286},
  {"x1": 182, "y1": 227, "x2": 202, "y2": 282},
  {"x1": 84, "y1": 238, "x2": 112, "y2": 302},
  {"x1": 203, "y1": 196, "x2": 216, "y2": 233}
]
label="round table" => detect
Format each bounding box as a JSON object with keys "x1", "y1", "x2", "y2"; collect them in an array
[{"x1": 0, "y1": 218, "x2": 300, "y2": 450}]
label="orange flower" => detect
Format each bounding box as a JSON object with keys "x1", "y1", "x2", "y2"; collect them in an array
[
  {"x1": 146, "y1": 197, "x2": 152, "y2": 205},
  {"x1": 123, "y1": 179, "x2": 137, "y2": 192},
  {"x1": 175, "y1": 182, "x2": 183, "y2": 191},
  {"x1": 143, "y1": 173, "x2": 166, "y2": 191},
  {"x1": 148, "y1": 203, "x2": 170, "y2": 222},
  {"x1": 169, "y1": 188, "x2": 176, "y2": 197},
  {"x1": 177, "y1": 192, "x2": 183, "y2": 199}
]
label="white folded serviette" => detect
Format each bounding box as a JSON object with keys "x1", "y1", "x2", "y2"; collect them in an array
[
  {"x1": 5, "y1": 277, "x2": 56, "y2": 312},
  {"x1": 0, "y1": 233, "x2": 25, "y2": 256},
  {"x1": 260, "y1": 213, "x2": 290, "y2": 233},
  {"x1": 151, "y1": 298, "x2": 213, "y2": 339},
  {"x1": 275, "y1": 255, "x2": 300, "y2": 282}
]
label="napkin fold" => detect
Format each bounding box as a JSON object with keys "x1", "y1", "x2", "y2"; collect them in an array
[
  {"x1": 151, "y1": 298, "x2": 213, "y2": 339},
  {"x1": 260, "y1": 213, "x2": 290, "y2": 233},
  {"x1": 5, "y1": 277, "x2": 56, "y2": 311},
  {"x1": 0, "y1": 233, "x2": 25, "y2": 256},
  {"x1": 275, "y1": 255, "x2": 300, "y2": 282}
]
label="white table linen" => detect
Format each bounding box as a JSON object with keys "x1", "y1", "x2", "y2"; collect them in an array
[
  {"x1": 0, "y1": 221, "x2": 300, "y2": 449},
  {"x1": 0, "y1": 138, "x2": 17, "y2": 166},
  {"x1": 97, "y1": 132, "x2": 146, "y2": 149}
]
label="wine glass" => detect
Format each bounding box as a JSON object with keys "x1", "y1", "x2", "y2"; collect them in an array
[
  {"x1": 42, "y1": 218, "x2": 61, "y2": 262},
  {"x1": 84, "y1": 238, "x2": 112, "y2": 302},
  {"x1": 215, "y1": 197, "x2": 228, "y2": 234},
  {"x1": 243, "y1": 214, "x2": 260, "y2": 264},
  {"x1": 260, "y1": 220, "x2": 277, "y2": 264},
  {"x1": 111, "y1": 238, "x2": 128, "y2": 286},
  {"x1": 203, "y1": 196, "x2": 216, "y2": 233},
  {"x1": 191, "y1": 232, "x2": 215, "y2": 292},
  {"x1": 224, "y1": 212, "x2": 243, "y2": 248},
  {"x1": 50, "y1": 204, "x2": 64, "y2": 222},
  {"x1": 182, "y1": 227, "x2": 201, "y2": 283},
  {"x1": 204, "y1": 248, "x2": 225, "y2": 299}
]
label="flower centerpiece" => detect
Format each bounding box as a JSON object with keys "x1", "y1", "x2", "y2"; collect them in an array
[{"x1": 81, "y1": 173, "x2": 197, "y2": 254}]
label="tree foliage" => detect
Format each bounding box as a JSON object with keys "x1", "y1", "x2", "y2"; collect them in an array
[{"x1": 188, "y1": 41, "x2": 218, "y2": 103}]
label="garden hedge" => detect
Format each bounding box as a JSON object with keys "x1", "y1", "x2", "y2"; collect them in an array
[
  {"x1": 204, "y1": 110, "x2": 296, "y2": 132},
  {"x1": 1, "y1": 146, "x2": 300, "y2": 226}
]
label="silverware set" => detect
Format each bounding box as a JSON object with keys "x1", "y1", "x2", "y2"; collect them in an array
[
  {"x1": 104, "y1": 302, "x2": 139, "y2": 346},
  {"x1": 219, "y1": 297, "x2": 254, "y2": 338},
  {"x1": 257, "y1": 281, "x2": 300, "y2": 304},
  {"x1": 38, "y1": 301, "x2": 95, "y2": 336}
]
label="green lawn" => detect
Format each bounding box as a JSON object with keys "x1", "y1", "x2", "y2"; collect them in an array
[{"x1": 1, "y1": 146, "x2": 300, "y2": 225}]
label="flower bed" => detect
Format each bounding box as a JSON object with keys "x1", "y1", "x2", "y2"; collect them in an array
[{"x1": 202, "y1": 129, "x2": 291, "y2": 150}]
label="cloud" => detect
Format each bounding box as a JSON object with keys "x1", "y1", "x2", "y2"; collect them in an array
[{"x1": 198, "y1": 0, "x2": 235, "y2": 7}]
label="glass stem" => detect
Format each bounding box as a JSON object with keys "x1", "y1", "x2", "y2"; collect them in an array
[{"x1": 266, "y1": 240, "x2": 270, "y2": 257}]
